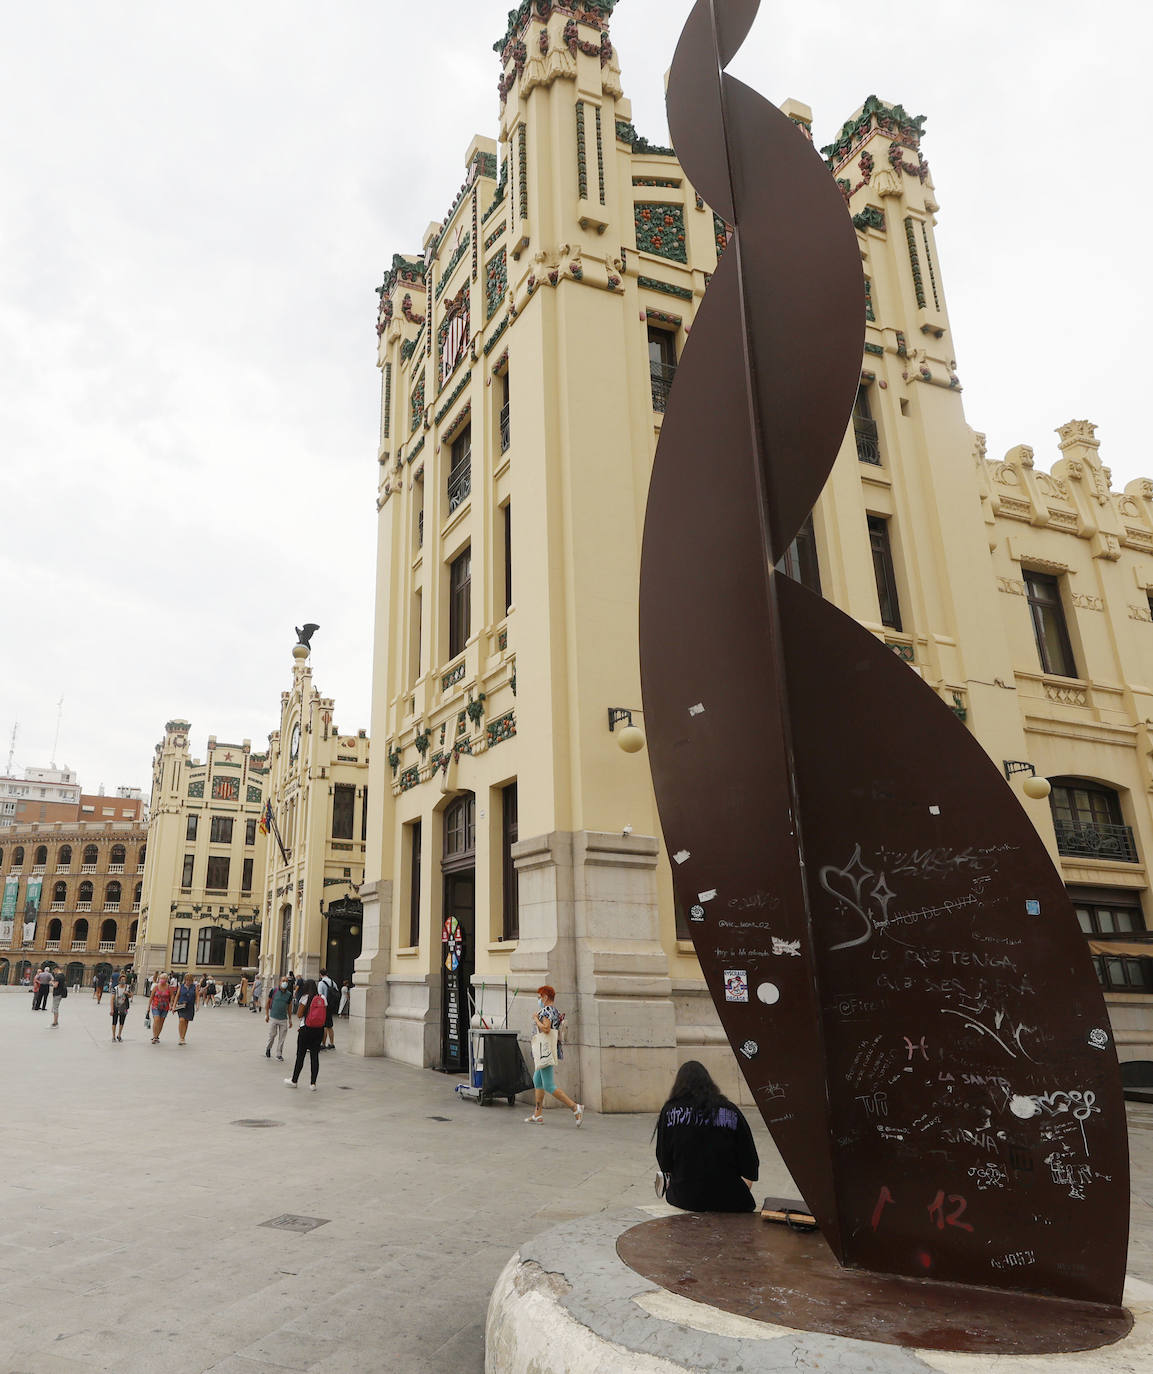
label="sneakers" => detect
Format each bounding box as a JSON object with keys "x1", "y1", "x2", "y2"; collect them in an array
[
  {"x1": 284, "y1": 1078, "x2": 297, "y2": 1088},
  {"x1": 525, "y1": 1113, "x2": 544, "y2": 1124},
  {"x1": 265, "y1": 1047, "x2": 271, "y2": 1058},
  {"x1": 276, "y1": 1054, "x2": 284, "y2": 1061},
  {"x1": 309, "y1": 1084, "x2": 318, "y2": 1091},
  {"x1": 574, "y1": 1104, "x2": 584, "y2": 1127}
]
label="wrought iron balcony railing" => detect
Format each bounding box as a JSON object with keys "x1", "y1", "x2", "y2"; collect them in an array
[
  {"x1": 650, "y1": 361, "x2": 677, "y2": 414},
  {"x1": 1054, "y1": 819, "x2": 1138, "y2": 864},
  {"x1": 448, "y1": 461, "x2": 471, "y2": 514},
  {"x1": 854, "y1": 416, "x2": 881, "y2": 465}
]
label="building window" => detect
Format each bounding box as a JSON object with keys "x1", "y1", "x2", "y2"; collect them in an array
[
  {"x1": 408, "y1": 820, "x2": 422, "y2": 948},
  {"x1": 34, "y1": 844, "x2": 48, "y2": 866},
  {"x1": 503, "y1": 504, "x2": 513, "y2": 617},
  {"x1": 58, "y1": 844, "x2": 72, "y2": 867},
  {"x1": 449, "y1": 548, "x2": 472, "y2": 660},
  {"x1": 853, "y1": 386, "x2": 881, "y2": 465},
  {"x1": 501, "y1": 782, "x2": 519, "y2": 941},
  {"x1": 196, "y1": 926, "x2": 226, "y2": 965},
  {"x1": 448, "y1": 425, "x2": 472, "y2": 513},
  {"x1": 245, "y1": 818, "x2": 257, "y2": 845},
  {"x1": 82, "y1": 844, "x2": 98, "y2": 866},
  {"x1": 172, "y1": 927, "x2": 190, "y2": 964},
  {"x1": 186, "y1": 815, "x2": 198, "y2": 842},
  {"x1": 242, "y1": 857, "x2": 254, "y2": 892},
  {"x1": 778, "y1": 513, "x2": 822, "y2": 595},
  {"x1": 52, "y1": 881, "x2": 67, "y2": 903},
  {"x1": 13, "y1": 846, "x2": 25, "y2": 867},
  {"x1": 181, "y1": 854, "x2": 195, "y2": 888},
  {"x1": 1024, "y1": 570, "x2": 1077, "y2": 678},
  {"x1": 499, "y1": 372, "x2": 511, "y2": 453},
  {"x1": 361, "y1": 787, "x2": 369, "y2": 843},
  {"x1": 109, "y1": 844, "x2": 125, "y2": 867},
  {"x1": 648, "y1": 326, "x2": 676, "y2": 412},
  {"x1": 332, "y1": 784, "x2": 356, "y2": 840},
  {"x1": 867, "y1": 515, "x2": 902, "y2": 631},
  {"x1": 205, "y1": 856, "x2": 230, "y2": 891},
  {"x1": 1073, "y1": 892, "x2": 1153, "y2": 992},
  {"x1": 105, "y1": 881, "x2": 122, "y2": 909},
  {"x1": 139, "y1": 844, "x2": 146, "y2": 867},
  {"x1": 1050, "y1": 779, "x2": 1137, "y2": 863},
  {"x1": 209, "y1": 816, "x2": 234, "y2": 844},
  {"x1": 444, "y1": 792, "x2": 476, "y2": 860}
]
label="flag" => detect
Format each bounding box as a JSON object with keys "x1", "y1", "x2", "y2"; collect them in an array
[{"x1": 259, "y1": 799, "x2": 272, "y2": 836}]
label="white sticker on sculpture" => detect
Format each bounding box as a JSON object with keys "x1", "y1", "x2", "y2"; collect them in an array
[
  {"x1": 688, "y1": 703, "x2": 705, "y2": 716},
  {"x1": 929, "y1": 805, "x2": 941, "y2": 815},
  {"x1": 739, "y1": 1040, "x2": 759, "y2": 1060},
  {"x1": 756, "y1": 982, "x2": 781, "y2": 1006},
  {"x1": 1088, "y1": 1028, "x2": 1109, "y2": 1050},
  {"x1": 673, "y1": 850, "x2": 690, "y2": 865},
  {"x1": 1009, "y1": 1095, "x2": 1040, "y2": 1120},
  {"x1": 698, "y1": 889, "x2": 717, "y2": 902},
  {"x1": 689, "y1": 905, "x2": 705, "y2": 922},
  {"x1": 771, "y1": 936, "x2": 801, "y2": 957},
  {"x1": 724, "y1": 970, "x2": 749, "y2": 1003}
]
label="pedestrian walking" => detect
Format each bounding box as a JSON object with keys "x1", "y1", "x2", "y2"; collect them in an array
[
  {"x1": 238, "y1": 974, "x2": 249, "y2": 1008},
  {"x1": 49, "y1": 968, "x2": 68, "y2": 1027},
  {"x1": 110, "y1": 978, "x2": 131, "y2": 1042},
  {"x1": 149, "y1": 973, "x2": 174, "y2": 1043},
  {"x1": 93, "y1": 972, "x2": 106, "y2": 1004},
  {"x1": 525, "y1": 985, "x2": 583, "y2": 1126},
  {"x1": 317, "y1": 969, "x2": 340, "y2": 1050},
  {"x1": 653, "y1": 1061, "x2": 759, "y2": 1213},
  {"x1": 251, "y1": 973, "x2": 264, "y2": 1013},
  {"x1": 338, "y1": 980, "x2": 351, "y2": 1018},
  {"x1": 265, "y1": 976, "x2": 293, "y2": 1060},
  {"x1": 284, "y1": 979, "x2": 326, "y2": 1090},
  {"x1": 175, "y1": 973, "x2": 197, "y2": 1045}
]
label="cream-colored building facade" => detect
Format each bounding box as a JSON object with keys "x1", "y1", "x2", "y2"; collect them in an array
[
  {"x1": 137, "y1": 724, "x2": 268, "y2": 979},
  {"x1": 258, "y1": 643, "x2": 369, "y2": 987},
  {"x1": 350, "y1": 1, "x2": 1152, "y2": 1106}
]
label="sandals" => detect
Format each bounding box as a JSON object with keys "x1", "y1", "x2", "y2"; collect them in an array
[{"x1": 525, "y1": 1114, "x2": 544, "y2": 1124}]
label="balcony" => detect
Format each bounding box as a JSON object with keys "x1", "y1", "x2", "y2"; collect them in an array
[
  {"x1": 103, "y1": 903, "x2": 119, "y2": 912},
  {"x1": 109, "y1": 864, "x2": 125, "y2": 874},
  {"x1": 448, "y1": 460, "x2": 471, "y2": 514},
  {"x1": 854, "y1": 416, "x2": 881, "y2": 465},
  {"x1": 50, "y1": 902, "x2": 65, "y2": 912},
  {"x1": 650, "y1": 361, "x2": 677, "y2": 414},
  {"x1": 55, "y1": 866, "x2": 71, "y2": 873},
  {"x1": 81, "y1": 864, "x2": 97, "y2": 873},
  {"x1": 1055, "y1": 820, "x2": 1138, "y2": 864},
  {"x1": 127, "y1": 942, "x2": 136, "y2": 953},
  {"x1": 44, "y1": 940, "x2": 61, "y2": 952},
  {"x1": 499, "y1": 402, "x2": 510, "y2": 453},
  {"x1": 132, "y1": 902, "x2": 141, "y2": 913},
  {"x1": 98, "y1": 941, "x2": 116, "y2": 953},
  {"x1": 76, "y1": 902, "x2": 92, "y2": 912},
  {"x1": 70, "y1": 940, "x2": 87, "y2": 952},
  {"x1": 32, "y1": 864, "x2": 46, "y2": 874}
]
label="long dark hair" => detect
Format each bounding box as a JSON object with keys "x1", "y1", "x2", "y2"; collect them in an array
[
  {"x1": 653, "y1": 1060, "x2": 735, "y2": 1135},
  {"x1": 299, "y1": 978, "x2": 319, "y2": 1001}
]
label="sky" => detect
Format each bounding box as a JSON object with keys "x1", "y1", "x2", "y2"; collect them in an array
[{"x1": 2, "y1": 0, "x2": 1149, "y2": 796}]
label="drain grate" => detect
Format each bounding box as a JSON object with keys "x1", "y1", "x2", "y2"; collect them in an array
[
  {"x1": 260, "y1": 1215, "x2": 330, "y2": 1233},
  {"x1": 232, "y1": 1119, "x2": 285, "y2": 1128}
]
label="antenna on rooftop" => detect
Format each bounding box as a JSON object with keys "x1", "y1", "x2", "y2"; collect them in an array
[
  {"x1": 50, "y1": 698, "x2": 64, "y2": 769},
  {"x1": 5, "y1": 722, "x2": 16, "y2": 776}
]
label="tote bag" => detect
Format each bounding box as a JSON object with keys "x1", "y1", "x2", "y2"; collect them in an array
[{"x1": 531, "y1": 1029, "x2": 558, "y2": 1070}]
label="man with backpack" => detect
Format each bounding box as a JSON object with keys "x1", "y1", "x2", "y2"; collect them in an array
[{"x1": 317, "y1": 968, "x2": 340, "y2": 1051}]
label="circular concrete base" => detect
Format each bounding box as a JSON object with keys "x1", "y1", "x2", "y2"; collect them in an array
[{"x1": 485, "y1": 1208, "x2": 1153, "y2": 1373}]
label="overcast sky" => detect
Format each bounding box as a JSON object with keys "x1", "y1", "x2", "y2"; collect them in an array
[{"x1": 2, "y1": 1, "x2": 1148, "y2": 796}]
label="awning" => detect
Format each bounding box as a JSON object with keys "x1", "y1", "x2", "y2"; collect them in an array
[
  {"x1": 215, "y1": 923, "x2": 262, "y2": 941},
  {"x1": 1088, "y1": 940, "x2": 1153, "y2": 958}
]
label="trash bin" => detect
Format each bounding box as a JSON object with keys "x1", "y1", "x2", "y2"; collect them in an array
[{"x1": 472, "y1": 1028, "x2": 534, "y2": 1105}]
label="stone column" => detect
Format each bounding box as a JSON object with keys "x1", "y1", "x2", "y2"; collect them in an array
[{"x1": 349, "y1": 878, "x2": 391, "y2": 1057}]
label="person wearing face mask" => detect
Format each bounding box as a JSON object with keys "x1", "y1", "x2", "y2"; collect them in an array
[
  {"x1": 526, "y1": 985, "x2": 583, "y2": 1126},
  {"x1": 264, "y1": 974, "x2": 294, "y2": 1060}
]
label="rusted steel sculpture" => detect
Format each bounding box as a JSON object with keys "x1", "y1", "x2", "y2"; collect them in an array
[{"x1": 638, "y1": 0, "x2": 1129, "y2": 1308}]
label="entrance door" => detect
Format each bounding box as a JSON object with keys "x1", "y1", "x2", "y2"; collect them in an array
[
  {"x1": 325, "y1": 899, "x2": 363, "y2": 988},
  {"x1": 441, "y1": 792, "x2": 476, "y2": 1072}
]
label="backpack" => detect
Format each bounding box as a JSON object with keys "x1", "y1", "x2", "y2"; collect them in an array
[
  {"x1": 322, "y1": 976, "x2": 340, "y2": 1006},
  {"x1": 304, "y1": 994, "x2": 327, "y2": 1028}
]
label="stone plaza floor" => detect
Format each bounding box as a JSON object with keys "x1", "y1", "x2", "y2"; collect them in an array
[{"x1": 1, "y1": 987, "x2": 1152, "y2": 1374}]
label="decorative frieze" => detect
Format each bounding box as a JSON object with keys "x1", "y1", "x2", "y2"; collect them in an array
[
  {"x1": 1070, "y1": 593, "x2": 1104, "y2": 612},
  {"x1": 1044, "y1": 683, "x2": 1088, "y2": 707},
  {"x1": 486, "y1": 248, "x2": 508, "y2": 319},
  {"x1": 637, "y1": 275, "x2": 693, "y2": 302},
  {"x1": 382, "y1": 361, "x2": 392, "y2": 439},
  {"x1": 486, "y1": 711, "x2": 517, "y2": 747},
  {"x1": 997, "y1": 577, "x2": 1026, "y2": 596},
  {"x1": 1128, "y1": 605, "x2": 1153, "y2": 623},
  {"x1": 595, "y1": 104, "x2": 605, "y2": 204},
  {"x1": 616, "y1": 119, "x2": 674, "y2": 157},
  {"x1": 441, "y1": 661, "x2": 466, "y2": 691},
  {"x1": 246, "y1": 786, "x2": 262, "y2": 804},
  {"x1": 187, "y1": 781, "x2": 204, "y2": 798},
  {"x1": 635, "y1": 203, "x2": 687, "y2": 262},
  {"x1": 864, "y1": 342, "x2": 884, "y2": 357},
  {"x1": 435, "y1": 233, "x2": 471, "y2": 301},
  {"x1": 518, "y1": 125, "x2": 528, "y2": 220},
  {"x1": 853, "y1": 206, "x2": 885, "y2": 233},
  {"x1": 484, "y1": 314, "x2": 510, "y2": 356},
  {"x1": 576, "y1": 101, "x2": 588, "y2": 199},
  {"x1": 904, "y1": 217, "x2": 926, "y2": 309},
  {"x1": 864, "y1": 278, "x2": 875, "y2": 322},
  {"x1": 435, "y1": 371, "x2": 472, "y2": 426},
  {"x1": 410, "y1": 373, "x2": 425, "y2": 434},
  {"x1": 398, "y1": 766, "x2": 420, "y2": 793}
]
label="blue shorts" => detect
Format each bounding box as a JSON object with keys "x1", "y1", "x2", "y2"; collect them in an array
[{"x1": 533, "y1": 1065, "x2": 555, "y2": 1092}]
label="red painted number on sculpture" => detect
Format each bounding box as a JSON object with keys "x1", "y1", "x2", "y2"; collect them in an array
[
  {"x1": 870, "y1": 1185, "x2": 895, "y2": 1231},
  {"x1": 927, "y1": 1190, "x2": 974, "y2": 1232}
]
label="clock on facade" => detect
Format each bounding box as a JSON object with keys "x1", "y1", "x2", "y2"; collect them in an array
[{"x1": 290, "y1": 723, "x2": 301, "y2": 761}]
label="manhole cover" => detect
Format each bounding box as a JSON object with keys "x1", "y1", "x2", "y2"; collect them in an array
[
  {"x1": 260, "y1": 1215, "x2": 330, "y2": 1233},
  {"x1": 232, "y1": 1119, "x2": 285, "y2": 1128},
  {"x1": 428, "y1": 1115, "x2": 452, "y2": 1122}
]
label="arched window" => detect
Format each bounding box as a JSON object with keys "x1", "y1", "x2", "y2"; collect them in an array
[
  {"x1": 100, "y1": 918, "x2": 117, "y2": 942},
  {"x1": 443, "y1": 793, "x2": 476, "y2": 861},
  {"x1": 34, "y1": 845, "x2": 47, "y2": 866},
  {"x1": 133, "y1": 881, "x2": 142, "y2": 906},
  {"x1": 58, "y1": 844, "x2": 72, "y2": 868},
  {"x1": 13, "y1": 846, "x2": 25, "y2": 867},
  {"x1": 82, "y1": 844, "x2": 98, "y2": 867},
  {"x1": 78, "y1": 881, "x2": 94, "y2": 905},
  {"x1": 52, "y1": 881, "x2": 67, "y2": 903},
  {"x1": 1049, "y1": 779, "x2": 1137, "y2": 863},
  {"x1": 110, "y1": 844, "x2": 126, "y2": 867},
  {"x1": 104, "y1": 881, "x2": 122, "y2": 909},
  {"x1": 72, "y1": 918, "x2": 89, "y2": 947},
  {"x1": 139, "y1": 844, "x2": 147, "y2": 867},
  {"x1": 47, "y1": 918, "x2": 62, "y2": 941},
  {"x1": 0, "y1": 848, "x2": 4, "y2": 867},
  {"x1": 129, "y1": 918, "x2": 139, "y2": 944}
]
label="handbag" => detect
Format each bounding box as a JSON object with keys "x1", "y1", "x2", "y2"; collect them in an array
[
  {"x1": 144, "y1": 1011, "x2": 151, "y2": 1027},
  {"x1": 531, "y1": 1029, "x2": 557, "y2": 1068},
  {"x1": 654, "y1": 1169, "x2": 670, "y2": 1198}
]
